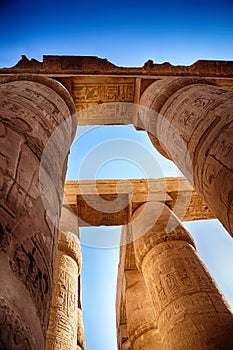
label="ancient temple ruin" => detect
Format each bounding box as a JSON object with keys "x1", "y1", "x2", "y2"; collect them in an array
[{"x1": 0, "y1": 55, "x2": 233, "y2": 349}]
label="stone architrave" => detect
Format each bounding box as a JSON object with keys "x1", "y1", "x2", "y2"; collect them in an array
[
  {"x1": 140, "y1": 78, "x2": 233, "y2": 235},
  {"x1": 131, "y1": 202, "x2": 233, "y2": 349},
  {"x1": 0, "y1": 75, "x2": 76, "y2": 349}
]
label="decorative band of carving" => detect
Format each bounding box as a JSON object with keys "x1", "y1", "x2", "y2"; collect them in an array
[
  {"x1": 58, "y1": 231, "x2": 82, "y2": 272},
  {"x1": 1, "y1": 74, "x2": 77, "y2": 117},
  {"x1": 0, "y1": 75, "x2": 77, "y2": 162},
  {"x1": 139, "y1": 77, "x2": 216, "y2": 159},
  {"x1": 131, "y1": 202, "x2": 196, "y2": 269},
  {"x1": 141, "y1": 77, "x2": 216, "y2": 114},
  {"x1": 0, "y1": 298, "x2": 34, "y2": 349}
]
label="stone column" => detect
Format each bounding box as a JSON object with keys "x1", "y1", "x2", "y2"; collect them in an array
[
  {"x1": 117, "y1": 226, "x2": 162, "y2": 350},
  {"x1": 140, "y1": 78, "x2": 233, "y2": 235},
  {"x1": 46, "y1": 206, "x2": 85, "y2": 350},
  {"x1": 121, "y1": 339, "x2": 132, "y2": 350},
  {"x1": 46, "y1": 230, "x2": 82, "y2": 350},
  {"x1": 0, "y1": 75, "x2": 76, "y2": 349},
  {"x1": 77, "y1": 278, "x2": 86, "y2": 350},
  {"x1": 125, "y1": 269, "x2": 162, "y2": 350},
  {"x1": 131, "y1": 202, "x2": 233, "y2": 350}
]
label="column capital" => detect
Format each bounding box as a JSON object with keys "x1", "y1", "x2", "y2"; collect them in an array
[
  {"x1": 1, "y1": 73, "x2": 77, "y2": 117},
  {"x1": 131, "y1": 202, "x2": 195, "y2": 270},
  {"x1": 140, "y1": 77, "x2": 216, "y2": 114},
  {"x1": 58, "y1": 231, "x2": 82, "y2": 273},
  {"x1": 139, "y1": 77, "x2": 216, "y2": 159},
  {"x1": 139, "y1": 77, "x2": 233, "y2": 235}
]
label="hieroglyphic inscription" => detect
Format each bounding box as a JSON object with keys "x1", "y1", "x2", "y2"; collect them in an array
[
  {"x1": 0, "y1": 76, "x2": 76, "y2": 349},
  {"x1": 144, "y1": 242, "x2": 215, "y2": 312},
  {"x1": 73, "y1": 83, "x2": 134, "y2": 103},
  {"x1": 10, "y1": 232, "x2": 52, "y2": 335},
  {"x1": 46, "y1": 248, "x2": 79, "y2": 349},
  {"x1": 72, "y1": 77, "x2": 135, "y2": 125},
  {"x1": 125, "y1": 270, "x2": 162, "y2": 349},
  {"x1": 130, "y1": 201, "x2": 233, "y2": 349},
  {"x1": 141, "y1": 78, "x2": 233, "y2": 235},
  {"x1": 56, "y1": 256, "x2": 77, "y2": 318},
  {"x1": 0, "y1": 298, "x2": 33, "y2": 349},
  {"x1": 77, "y1": 102, "x2": 134, "y2": 125}
]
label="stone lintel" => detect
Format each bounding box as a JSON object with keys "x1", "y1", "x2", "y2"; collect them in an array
[
  {"x1": 63, "y1": 177, "x2": 215, "y2": 227},
  {"x1": 1, "y1": 55, "x2": 233, "y2": 78}
]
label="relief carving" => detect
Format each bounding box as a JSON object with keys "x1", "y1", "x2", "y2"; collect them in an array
[
  {"x1": 0, "y1": 298, "x2": 33, "y2": 349},
  {"x1": 73, "y1": 83, "x2": 134, "y2": 103},
  {"x1": 140, "y1": 78, "x2": 233, "y2": 235},
  {"x1": 129, "y1": 198, "x2": 233, "y2": 349},
  {"x1": 10, "y1": 232, "x2": 52, "y2": 334},
  {"x1": 46, "y1": 232, "x2": 82, "y2": 350}
]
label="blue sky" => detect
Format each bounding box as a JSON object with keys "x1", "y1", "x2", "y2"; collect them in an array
[
  {"x1": 1, "y1": 0, "x2": 233, "y2": 68},
  {"x1": 1, "y1": 1, "x2": 233, "y2": 349}
]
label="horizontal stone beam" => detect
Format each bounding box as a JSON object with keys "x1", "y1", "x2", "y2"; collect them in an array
[
  {"x1": 1, "y1": 57, "x2": 233, "y2": 129},
  {"x1": 1, "y1": 56, "x2": 233, "y2": 78},
  {"x1": 63, "y1": 177, "x2": 215, "y2": 226}
]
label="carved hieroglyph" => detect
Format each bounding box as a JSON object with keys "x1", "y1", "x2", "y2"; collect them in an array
[
  {"x1": 46, "y1": 230, "x2": 82, "y2": 350},
  {"x1": 131, "y1": 202, "x2": 233, "y2": 349},
  {"x1": 0, "y1": 75, "x2": 76, "y2": 349},
  {"x1": 140, "y1": 77, "x2": 233, "y2": 236},
  {"x1": 72, "y1": 76, "x2": 135, "y2": 125},
  {"x1": 125, "y1": 269, "x2": 162, "y2": 350},
  {"x1": 116, "y1": 226, "x2": 162, "y2": 350}
]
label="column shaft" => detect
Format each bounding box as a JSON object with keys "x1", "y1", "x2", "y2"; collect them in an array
[
  {"x1": 77, "y1": 297, "x2": 86, "y2": 350},
  {"x1": 117, "y1": 226, "x2": 162, "y2": 349},
  {"x1": 140, "y1": 78, "x2": 233, "y2": 235},
  {"x1": 125, "y1": 269, "x2": 162, "y2": 350},
  {"x1": 132, "y1": 202, "x2": 233, "y2": 350},
  {"x1": 0, "y1": 75, "x2": 76, "y2": 349},
  {"x1": 121, "y1": 339, "x2": 132, "y2": 350},
  {"x1": 46, "y1": 231, "x2": 82, "y2": 349}
]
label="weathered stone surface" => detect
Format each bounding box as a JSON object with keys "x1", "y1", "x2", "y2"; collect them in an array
[
  {"x1": 46, "y1": 231, "x2": 82, "y2": 350},
  {"x1": 121, "y1": 339, "x2": 132, "y2": 350},
  {"x1": 1, "y1": 56, "x2": 233, "y2": 127},
  {"x1": 131, "y1": 202, "x2": 233, "y2": 350},
  {"x1": 77, "y1": 308, "x2": 86, "y2": 350},
  {"x1": 116, "y1": 227, "x2": 134, "y2": 349},
  {"x1": 72, "y1": 76, "x2": 135, "y2": 125},
  {"x1": 116, "y1": 226, "x2": 162, "y2": 350},
  {"x1": 64, "y1": 178, "x2": 215, "y2": 226},
  {"x1": 0, "y1": 57, "x2": 232, "y2": 350},
  {"x1": 59, "y1": 205, "x2": 80, "y2": 238},
  {"x1": 125, "y1": 269, "x2": 162, "y2": 349},
  {"x1": 140, "y1": 78, "x2": 233, "y2": 235},
  {"x1": 2, "y1": 55, "x2": 233, "y2": 78},
  {"x1": 0, "y1": 75, "x2": 76, "y2": 349}
]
